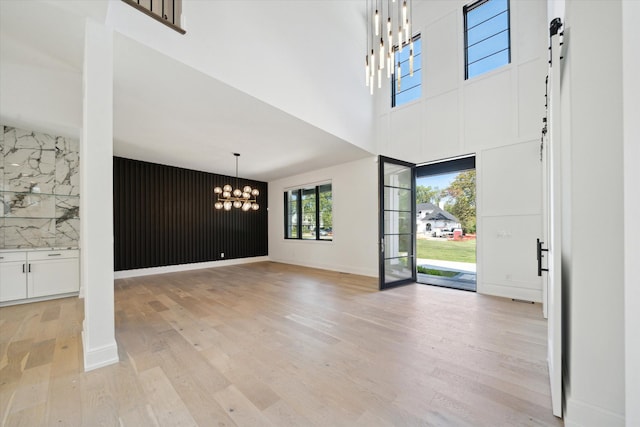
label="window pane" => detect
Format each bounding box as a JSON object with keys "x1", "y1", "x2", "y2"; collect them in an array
[
  {"x1": 384, "y1": 187, "x2": 412, "y2": 212},
  {"x1": 384, "y1": 211, "x2": 412, "y2": 234},
  {"x1": 384, "y1": 234, "x2": 412, "y2": 259},
  {"x1": 465, "y1": 0, "x2": 510, "y2": 79},
  {"x1": 466, "y1": 0, "x2": 508, "y2": 28},
  {"x1": 318, "y1": 184, "x2": 332, "y2": 240},
  {"x1": 393, "y1": 36, "x2": 422, "y2": 107},
  {"x1": 467, "y1": 13, "x2": 508, "y2": 45},
  {"x1": 467, "y1": 30, "x2": 509, "y2": 64},
  {"x1": 384, "y1": 163, "x2": 412, "y2": 189},
  {"x1": 468, "y1": 49, "x2": 509, "y2": 79},
  {"x1": 395, "y1": 85, "x2": 422, "y2": 107},
  {"x1": 301, "y1": 188, "x2": 316, "y2": 240},
  {"x1": 385, "y1": 257, "x2": 413, "y2": 282},
  {"x1": 286, "y1": 190, "x2": 298, "y2": 238}
]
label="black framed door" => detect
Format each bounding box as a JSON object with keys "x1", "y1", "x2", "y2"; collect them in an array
[{"x1": 379, "y1": 156, "x2": 417, "y2": 290}]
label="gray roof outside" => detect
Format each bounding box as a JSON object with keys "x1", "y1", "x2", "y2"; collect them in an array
[{"x1": 416, "y1": 202, "x2": 459, "y2": 223}]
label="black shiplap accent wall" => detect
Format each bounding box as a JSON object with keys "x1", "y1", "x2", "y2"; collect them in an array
[{"x1": 113, "y1": 157, "x2": 268, "y2": 271}]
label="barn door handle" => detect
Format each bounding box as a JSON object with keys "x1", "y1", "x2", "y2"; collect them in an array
[{"x1": 537, "y1": 238, "x2": 549, "y2": 276}]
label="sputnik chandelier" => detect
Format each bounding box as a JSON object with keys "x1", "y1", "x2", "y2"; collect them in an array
[
  {"x1": 213, "y1": 153, "x2": 259, "y2": 211},
  {"x1": 365, "y1": 0, "x2": 414, "y2": 94}
]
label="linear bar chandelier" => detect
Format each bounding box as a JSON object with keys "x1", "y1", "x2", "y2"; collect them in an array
[
  {"x1": 365, "y1": 0, "x2": 414, "y2": 94},
  {"x1": 213, "y1": 153, "x2": 259, "y2": 211}
]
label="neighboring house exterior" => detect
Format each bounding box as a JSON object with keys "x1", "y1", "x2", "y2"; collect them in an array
[{"x1": 416, "y1": 202, "x2": 461, "y2": 235}]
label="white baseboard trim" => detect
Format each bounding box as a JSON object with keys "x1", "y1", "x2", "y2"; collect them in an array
[
  {"x1": 564, "y1": 396, "x2": 624, "y2": 427},
  {"x1": 269, "y1": 257, "x2": 377, "y2": 278},
  {"x1": 478, "y1": 282, "x2": 542, "y2": 303},
  {"x1": 114, "y1": 256, "x2": 270, "y2": 279},
  {"x1": 82, "y1": 331, "x2": 119, "y2": 372}
]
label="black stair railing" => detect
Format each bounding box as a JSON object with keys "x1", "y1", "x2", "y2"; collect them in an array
[{"x1": 121, "y1": 0, "x2": 186, "y2": 34}]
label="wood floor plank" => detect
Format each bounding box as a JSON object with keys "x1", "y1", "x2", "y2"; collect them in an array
[
  {"x1": 138, "y1": 366, "x2": 199, "y2": 427},
  {"x1": 0, "y1": 262, "x2": 563, "y2": 426}
]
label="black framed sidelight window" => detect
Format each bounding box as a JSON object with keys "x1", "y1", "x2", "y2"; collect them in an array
[{"x1": 284, "y1": 183, "x2": 332, "y2": 241}]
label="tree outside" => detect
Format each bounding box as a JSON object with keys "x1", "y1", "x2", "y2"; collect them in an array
[
  {"x1": 443, "y1": 170, "x2": 476, "y2": 234},
  {"x1": 416, "y1": 185, "x2": 442, "y2": 205}
]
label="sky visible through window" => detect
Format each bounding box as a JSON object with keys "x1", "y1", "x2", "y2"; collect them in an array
[
  {"x1": 417, "y1": 172, "x2": 458, "y2": 192},
  {"x1": 393, "y1": 36, "x2": 422, "y2": 107},
  {"x1": 465, "y1": 0, "x2": 510, "y2": 79}
]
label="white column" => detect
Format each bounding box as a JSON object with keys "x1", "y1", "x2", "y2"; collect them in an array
[{"x1": 81, "y1": 18, "x2": 118, "y2": 371}]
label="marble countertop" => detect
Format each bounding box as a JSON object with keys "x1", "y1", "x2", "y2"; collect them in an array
[{"x1": 0, "y1": 247, "x2": 79, "y2": 253}]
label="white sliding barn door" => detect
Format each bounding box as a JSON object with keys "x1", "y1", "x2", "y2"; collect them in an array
[
  {"x1": 476, "y1": 141, "x2": 543, "y2": 303},
  {"x1": 543, "y1": 18, "x2": 564, "y2": 418}
]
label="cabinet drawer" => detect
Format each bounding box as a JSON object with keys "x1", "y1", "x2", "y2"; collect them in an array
[
  {"x1": 0, "y1": 252, "x2": 27, "y2": 263},
  {"x1": 28, "y1": 250, "x2": 79, "y2": 261}
]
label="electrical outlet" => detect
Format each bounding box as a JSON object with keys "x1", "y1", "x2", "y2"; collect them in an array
[{"x1": 220, "y1": 253, "x2": 225, "y2": 258}]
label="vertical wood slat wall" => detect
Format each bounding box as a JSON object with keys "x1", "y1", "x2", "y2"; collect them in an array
[{"x1": 113, "y1": 157, "x2": 268, "y2": 271}]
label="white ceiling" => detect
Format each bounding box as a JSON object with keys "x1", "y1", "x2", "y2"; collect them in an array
[{"x1": 0, "y1": 0, "x2": 373, "y2": 182}]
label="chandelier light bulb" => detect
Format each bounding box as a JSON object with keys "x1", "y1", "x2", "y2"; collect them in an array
[
  {"x1": 402, "y1": 1, "x2": 407, "y2": 26},
  {"x1": 214, "y1": 202, "x2": 223, "y2": 210},
  {"x1": 397, "y1": 61, "x2": 402, "y2": 90},
  {"x1": 379, "y1": 39, "x2": 384, "y2": 69},
  {"x1": 251, "y1": 189, "x2": 259, "y2": 196},
  {"x1": 371, "y1": 50, "x2": 375, "y2": 76},
  {"x1": 405, "y1": 21, "x2": 410, "y2": 43},
  {"x1": 233, "y1": 201, "x2": 242, "y2": 209},
  {"x1": 242, "y1": 202, "x2": 252, "y2": 211},
  {"x1": 242, "y1": 192, "x2": 250, "y2": 199},
  {"x1": 224, "y1": 201, "x2": 232, "y2": 211},
  {"x1": 233, "y1": 188, "x2": 242, "y2": 197},
  {"x1": 366, "y1": 56, "x2": 370, "y2": 86},
  {"x1": 252, "y1": 203, "x2": 259, "y2": 211},
  {"x1": 374, "y1": 9, "x2": 379, "y2": 36},
  {"x1": 214, "y1": 187, "x2": 222, "y2": 194},
  {"x1": 398, "y1": 28, "x2": 403, "y2": 52},
  {"x1": 222, "y1": 191, "x2": 231, "y2": 198},
  {"x1": 410, "y1": 47, "x2": 414, "y2": 76},
  {"x1": 223, "y1": 184, "x2": 232, "y2": 192},
  {"x1": 243, "y1": 186, "x2": 252, "y2": 193}
]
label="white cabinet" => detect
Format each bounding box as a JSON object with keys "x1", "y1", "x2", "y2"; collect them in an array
[
  {"x1": 0, "y1": 252, "x2": 28, "y2": 302},
  {"x1": 0, "y1": 249, "x2": 79, "y2": 304}
]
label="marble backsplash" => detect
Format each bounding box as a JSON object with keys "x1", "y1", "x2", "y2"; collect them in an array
[{"x1": 1, "y1": 125, "x2": 80, "y2": 249}]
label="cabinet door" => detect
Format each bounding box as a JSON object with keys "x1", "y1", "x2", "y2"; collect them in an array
[
  {"x1": 0, "y1": 261, "x2": 28, "y2": 302},
  {"x1": 28, "y1": 258, "x2": 80, "y2": 298}
]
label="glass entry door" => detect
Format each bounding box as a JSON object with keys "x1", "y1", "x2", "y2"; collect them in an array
[{"x1": 379, "y1": 156, "x2": 416, "y2": 290}]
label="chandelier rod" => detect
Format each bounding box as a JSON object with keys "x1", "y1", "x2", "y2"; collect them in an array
[{"x1": 234, "y1": 152, "x2": 240, "y2": 189}]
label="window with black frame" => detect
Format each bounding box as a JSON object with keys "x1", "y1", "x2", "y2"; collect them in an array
[
  {"x1": 464, "y1": 0, "x2": 510, "y2": 79},
  {"x1": 284, "y1": 183, "x2": 332, "y2": 241},
  {"x1": 392, "y1": 34, "x2": 422, "y2": 108}
]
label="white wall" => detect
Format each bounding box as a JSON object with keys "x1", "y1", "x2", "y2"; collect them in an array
[
  {"x1": 106, "y1": 0, "x2": 374, "y2": 153},
  {"x1": 622, "y1": 1, "x2": 640, "y2": 425},
  {"x1": 373, "y1": 0, "x2": 548, "y2": 301},
  {"x1": 0, "y1": 37, "x2": 82, "y2": 138},
  {"x1": 561, "y1": 1, "x2": 625, "y2": 425},
  {"x1": 269, "y1": 157, "x2": 378, "y2": 278}
]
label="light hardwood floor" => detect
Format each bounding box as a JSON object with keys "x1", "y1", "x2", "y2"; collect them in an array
[{"x1": 1, "y1": 262, "x2": 562, "y2": 426}]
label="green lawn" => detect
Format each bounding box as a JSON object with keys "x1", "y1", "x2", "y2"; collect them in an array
[{"x1": 417, "y1": 238, "x2": 476, "y2": 263}]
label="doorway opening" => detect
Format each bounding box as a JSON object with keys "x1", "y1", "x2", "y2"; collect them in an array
[{"x1": 416, "y1": 156, "x2": 476, "y2": 291}]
